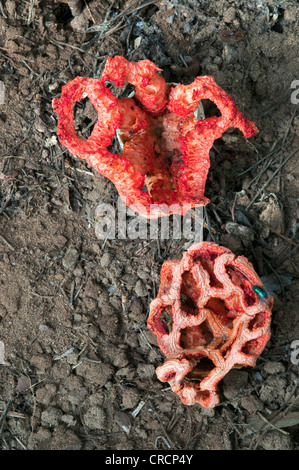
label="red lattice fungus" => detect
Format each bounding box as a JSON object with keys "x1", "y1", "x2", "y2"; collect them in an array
[
  {"x1": 53, "y1": 56, "x2": 258, "y2": 218},
  {"x1": 147, "y1": 242, "x2": 273, "y2": 407}
]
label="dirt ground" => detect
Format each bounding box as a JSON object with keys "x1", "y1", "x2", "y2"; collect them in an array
[{"x1": 0, "y1": 0, "x2": 298, "y2": 451}]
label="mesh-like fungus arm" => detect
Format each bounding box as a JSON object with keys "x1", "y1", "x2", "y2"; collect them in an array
[
  {"x1": 53, "y1": 56, "x2": 258, "y2": 218},
  {"x1": 147, "y1": 242, "x2": 273, "y2": 408},
  {"x1": 101, "y1": 56, "x2": 169, "y2": 114}
]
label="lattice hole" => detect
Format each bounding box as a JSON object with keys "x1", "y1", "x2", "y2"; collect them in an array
[
  {"x1": 185, "y1": 357, "x2": 215, "y2": 381},
  {"x1": 180, "y1": 271, "x2": 201, "y2": 314},
  {"x1": 195, "y1": 252, "x2": 223, "y2": 288},
  {"x1": 180, "y1": 321, "x2": 213, "y2": 349},
  {"x1": 206, "y1": 297, "x2": 235, "y2": 330},
  {"x1": 153, "y1": 307, "x2": 173, "y2": 335}
]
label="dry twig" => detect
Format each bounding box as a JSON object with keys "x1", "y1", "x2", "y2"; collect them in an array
[{"x1": 246, "y1": 149, "x2": 298, "y2": 210}]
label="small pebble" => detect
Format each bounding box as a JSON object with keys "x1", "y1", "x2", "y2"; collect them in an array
[
  {"x1": 62, "y1": 247, "x2": 79, "y2": 270},
  {"x1": 263, "y1": 361, "x2": 285, "y2": 375},
  {"x1": 134, "y1": 279, "x2": 148, "y2": 297},
  {"x1": 114, "y1": 411, "x2": 131, "y2": 435}
]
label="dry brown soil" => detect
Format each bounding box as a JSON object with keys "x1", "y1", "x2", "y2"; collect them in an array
[{"x1": 0, "y1": 0, "x2": 298, "y2": 451}]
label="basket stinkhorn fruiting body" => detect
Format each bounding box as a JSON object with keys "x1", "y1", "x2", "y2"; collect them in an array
[
  {"x1": 147, "y1": 242, "x2": 273, "y2": 407},
  {"x1": 53, "y1": 56, "x2": 258, "y2": 218}
]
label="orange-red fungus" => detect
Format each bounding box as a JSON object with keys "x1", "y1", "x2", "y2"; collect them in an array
[
  {"x1": 147, "y1": 242, "x2": 273, "y2": 407},
  {"x1": 53, "y1": 56, "x2": 258, "y2": 218}
]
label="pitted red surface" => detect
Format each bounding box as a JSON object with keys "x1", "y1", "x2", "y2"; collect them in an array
[
  {"x1": 53, "y1": 56, "x2": 258, "y2": 218},
  {"x1": 147, "y1": 242, "x2": 273, "y2": 407}
]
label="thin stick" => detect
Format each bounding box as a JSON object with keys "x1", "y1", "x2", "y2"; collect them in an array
[
  {"x1": 0, "y1": 1, "x2": 8, "y2": 18},
  {"x1": 12, "y1": 110, "x2": 31, "y2": 128},
  {"x1": 259, "y1": 221, "x2": 299, "y2": 248},
  {"x1": 259, "y1": 90, "x2": 292, "y2": 118},
  {"x1": 203, "y1": 206, "x2": 216, "y2": 242},
  {"x1": 22, "y1": 59, "x2": 40, "y2": 77},
  {"x1": 246, "y1": 149, "x2": 298, "y2": 210},
  {"x1": 256, "y1": 411, "x2": 289, "y2": 435},
  {"x1": 27, "y1": 0, "x2": 36, "y2": 25},
  {"x1": 240, "y1": 108, "x2": 297, "y2": 177},
  {"x1": 0, "y1": 398, "x2": 12, "y2": 437},
  {"x1": 239, "y1": 144, "x2": 283, "y2": 176},
  {"x1": 113, "y1": 0, "x2": 158, "y2": 23},
  {"x1": 50, "y1": 40, "x2": 103, "y2": 60},
  {"x1": 0, "y1": 235, "x2": 14, "y2": 251},
  {"x1": 13, "y1": 435, "x2": 27, "y2": 450},
  {"x1": 0, "y1": 125, "x2": 33, "y2": 159}
]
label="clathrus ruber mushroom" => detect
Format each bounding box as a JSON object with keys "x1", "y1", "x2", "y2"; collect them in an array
[
  {"x1": 53, "y1": 56, "x2": 258, "y2": 218},
  {"x1": 147, "y1": 242, "x2": 273, "y2": 407}
]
